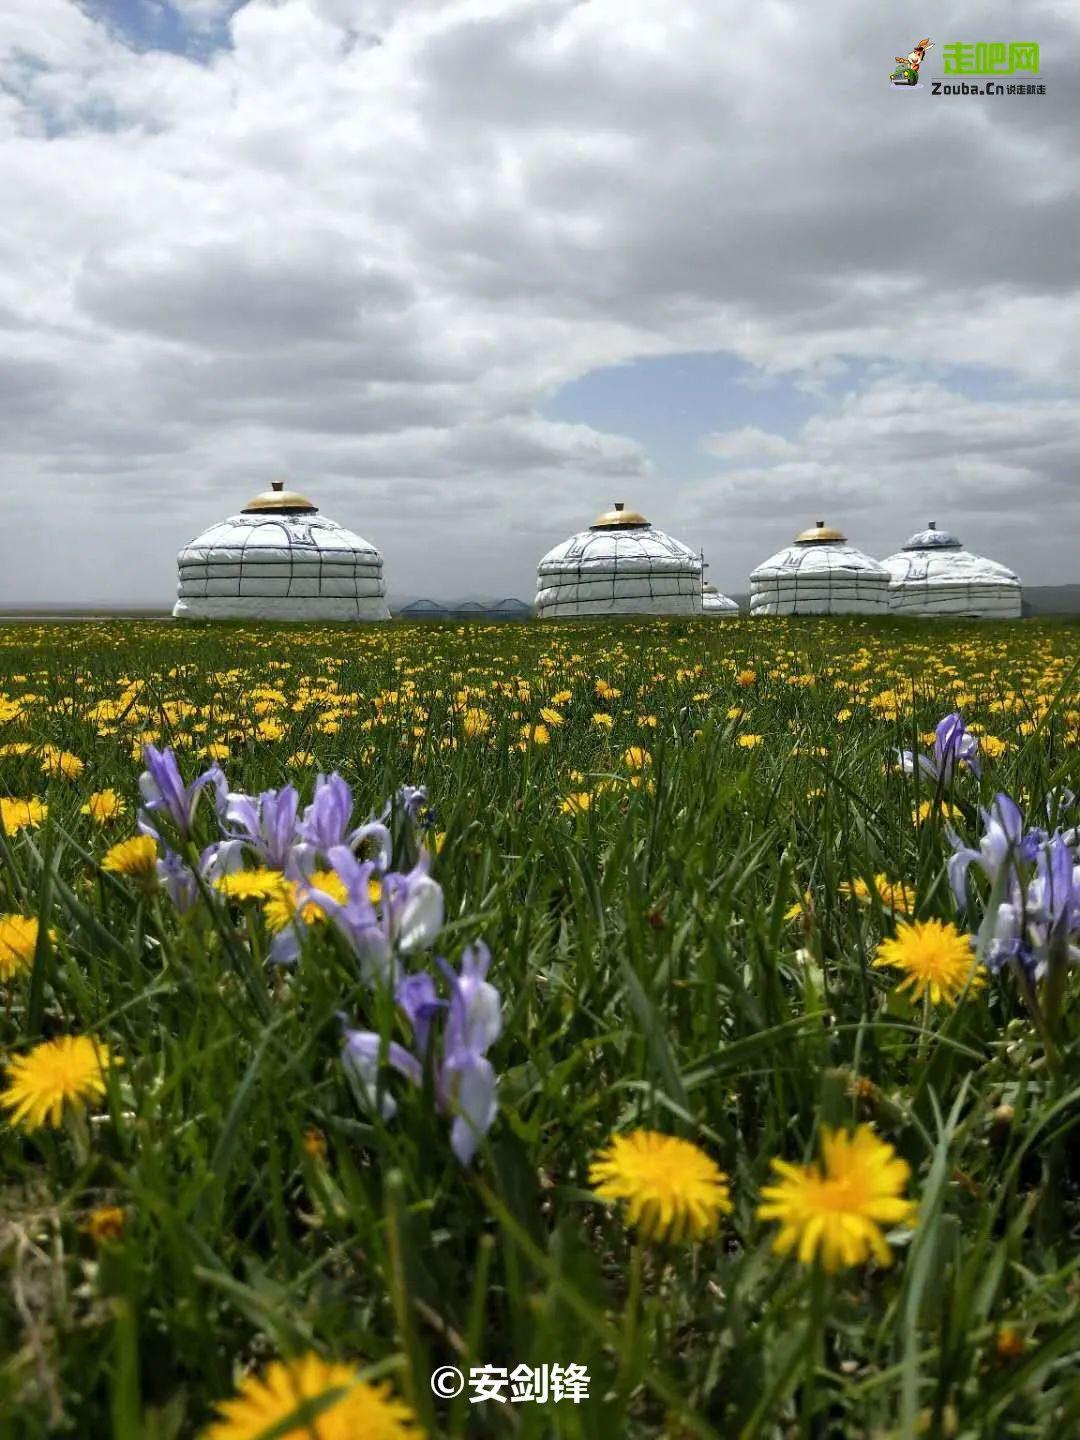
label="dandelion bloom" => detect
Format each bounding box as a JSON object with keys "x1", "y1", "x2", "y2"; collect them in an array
[
  {"x1": 40, "y1": 747, "x2": 85, "y2": 780},
  {"x1": 839, "y1": 873, "x2": 914, "y2": 915},
  {"x1": 203, "y1": 1354, "x2": 421, "y2": 1440},
  {"x1": 736, "y1": 669, "x2": 757, "y2": 687},
  {"x1": 519, "y1": 722, "x2": 551, "y2": 745},
  {"x1": 215, "y1": 869, "x2": 286, "y2": 901},
  {"x1": 560, "y1": 792, "x2": 592, "y2": 815},
  {"x1": 1, "y1": 1035, "x2": 120, "y2": 1131},
  {"x1": 757, "y1": 1125, "x2": 916, "y2": 1272},
  {"x1": 263, "y1": 870, "x2": 351, "y2": 934},
  {"x1": 539, "y1": 706, "x2": 564, "y2": 727},
  {"x1": 737, "y1": 733, "x2": 763, "y2": 750},
  {"x1": 101, "y1": 835, "x2": 158, "y2": 880},
  {"x1": 591, "y1": 712, "x2": 614, "y2": 730},
  {"x1": 623, "y1": 746, "x2": 652, "y2": 770},
  {"x1": 873, "y1": 919, "x2": 984, "y2": 1006},
  {"x1": 590, "y1": 1130, "x2": 732, "y2": 1244},
  {"x1": 84, "y1": 1206, "x2": 126, "y2": 1245},
  {"x1": 0, "y1": 915, "x2": 44, "y2": 980},
  {"x1": 81, "y1": 789, "x2": 126, "y2": 824},
  {"x1": 461, "y1": 707, "x2": 492, "y2": 737},
  {"x1": 0, "y1": 798, "x2": 47, "y2": 832}
]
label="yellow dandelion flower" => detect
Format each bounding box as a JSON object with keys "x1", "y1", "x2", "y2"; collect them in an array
[
  {"x1": 737, "y1": 733, "x2": 763, "y2": 749},
  {"x1": 873, "y1": 919, "x2": 984, "y2": 1006},
  {"x1": 40, "y1": 748, "x2": 85, "y2": 780},
  {"x1": 623, "y1": 746, "x2": 651, "y2": 770},
  {"x1": 216, "y1": 869, "x2": 286, "y2": 901},
  {"x1": 263, "y1": 870, "x2": 352, "y2": 934},
  {"x1": 591, "y1": 712, "x2": 614, "y2": 730},
  {"x1": 595, "y1": 680, "x2": 620, "y2": 700},
  {"x1": 100, "y1": 835, "x2": 158, "y2": 880},
  {"x1": 590, "y1": 1130, "x2": 731, "y2": 1244},
  {"x1": 84, "y1": 1206, "x2": 126, "y2": 1245},
  {"x1": 757, "y1": 1124, "x2": 917, "y2": 1272},
  {"x1": 550, "y1": 689, "x2": 573, "y2": 705},
  {"x1": 203, "y1": 1353, "x2": 421, "y2": 1440},
  {"x1": 560, "y1": 791, "x2": 592, "y2": 815},
  {"x1": 204, "y1": 743, "x2": 232, "y2": 762},
  {"x1": 839, "y1": 873, "x2": 914, "y2": 915},
  {"x1": 519, "y1": 722, "x2": 551, "y2": 745},
  {"x1": 0, "y1": 915, "x2": 48, "y2": 980},
  {"x1": 0, "y1": 798, "x2": 47, "y2": 832},
  {"x1": 80, "y1": 789, "x2": 126, "y2": 824},
  {"x1": 539, "y1": 706, "x2": 565, "y2": 727},
  {"x1": 736, "y1": 669, "x2": 757, "y2": 687},
  {"x1": 1, "y1": 1035, "x2": 120, "y2": 1131},
  {"x1": 462, "y1": 707, "x2": 492, "y2": 737}
]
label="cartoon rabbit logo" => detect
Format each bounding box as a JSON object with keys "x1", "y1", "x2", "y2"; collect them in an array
[{"x1": 890, "y1": 38, "x2": 933, "y2": 86}]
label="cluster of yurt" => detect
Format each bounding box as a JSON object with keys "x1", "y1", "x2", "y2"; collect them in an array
[
  {"x1": 172, "y1": 486, "x2": 1021, "y2": 623},
  {"x1": 747, "y1": 518, "x2": 1021, "y2": 619},
  {"x1": 173, "y1": 482, "x2": 390, "y2": 622}
]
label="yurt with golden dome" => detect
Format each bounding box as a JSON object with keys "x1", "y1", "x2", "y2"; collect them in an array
[
  {"x1": 749, "y1": 521, "x2": 890, "y2": 616},
  {"x1": 173, "y1": 482, "x2": 390, "y2": 621},
  {"x1": 535, "y1": 502, "x2": 703, "y2": 620},
  {"x1": 882, "y1": 522, "x2": 1022, "y2": 618},
  {"x1": 702, "y1": 582, "x2": 740, "y2": 617}
]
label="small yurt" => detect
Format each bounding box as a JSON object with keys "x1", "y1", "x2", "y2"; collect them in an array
[
  {"x1": 535, "y1": 502, "x2": 703, "y2": 620},
  {"x1": 702, "y1": 582, "x2": 740, "y2": 617},
  {"x1": 749, "y1": 521, "x2": 890, "y2": 616},
  {"x1": 882, "y1": 522, "x2": 1022, "y2": 618},
  {"x1": 173, "y1": 481, "x2": 390, "y2": 621}
]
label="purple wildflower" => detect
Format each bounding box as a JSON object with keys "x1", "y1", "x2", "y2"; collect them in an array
[
  {"x1": 223, "y1": 785, "x2": 301, "y2": 871},
  {"x1": 899, "y1": 712, "x2": 981, "y2": 786},
  {"x1": 947, "y1": 793, "x2": 1045, "y2": 910},
  {"x1": 138, "y1": 744, "x2": 228, "y2": 840},
  {"x1": 341, "y1": 943, "x2": 502, "y2": 1166}
]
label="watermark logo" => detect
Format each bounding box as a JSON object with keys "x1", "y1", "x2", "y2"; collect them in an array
[
  {"x1": 889, "y1": 37, "x2": 933, "y2": 87},
  {"x1": 430, "y1": 1363, "x2": 591, "y2": 1405},
  {"x1": 943, "y1": 42, "x2": 1039, "y2": 76},
  {"x1": 889, "y1": 38, "x2": 1047, "y2": 96}
]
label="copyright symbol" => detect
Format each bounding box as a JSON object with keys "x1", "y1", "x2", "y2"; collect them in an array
[{"x1": 430, "y1": 1365, "x2": 465, "y2": 1398}]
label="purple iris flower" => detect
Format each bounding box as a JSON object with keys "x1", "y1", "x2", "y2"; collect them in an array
[
  {"x1": 899, "y1": 712, "x2": 981, "y2": 786},
  {"x1": 223, "y1": 785, "x2": 301, "y2": 871},
  {"x1": 396, "y1": 971, "x2": 445, "y2": 1056},
  {"x1": 382, "y1": 784, "x2": 429, "y2": 825},
  {"x1": 947, "y1": 793, "x2": 1045, "y2": 910},
  {"x1": 156, "y1": 846, "x2": 199, "y2": 913},
  {"x1": 138, "y1": 744, "x2": 228, "y2": 840},
  {"x1": 1029, "y1": 833, "x2": 1080, "y2": 946},
  {"x1": 341, "y1": 943, "x2": 502, "y2": 1166},
  {"x1": 342, "y1": 1030, "x2": 423, "y2": 1119}
]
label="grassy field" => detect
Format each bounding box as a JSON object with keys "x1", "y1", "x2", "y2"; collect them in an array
[{"x1": 1, "y1": 615, "x2": 1078, "y2": 1439}]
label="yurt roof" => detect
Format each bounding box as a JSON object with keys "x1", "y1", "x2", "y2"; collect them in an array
[
  {"x1": 590, "y1": 501, "x2": 650, "y2": 530},
  {"x1": 794, "y1": 520, "x2": 847, "y2": 545},
  {"x1": 901, "y1": 521, "x2": 963, "y2": 551},
  {"x1": 242, "y1": 480, "x2": 318, "y2": 513}
]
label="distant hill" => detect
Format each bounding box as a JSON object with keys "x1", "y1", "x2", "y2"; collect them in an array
[{"x1": 1022, "y1": 585, "x2": 1080, "y2": 616}]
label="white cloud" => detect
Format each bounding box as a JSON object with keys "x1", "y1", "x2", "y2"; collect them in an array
[{"x1": 0, "y1": 0, "x2": 1078, "y2": 603}]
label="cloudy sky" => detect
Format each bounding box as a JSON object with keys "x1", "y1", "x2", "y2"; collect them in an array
[{"x1": 1, "y1": 0, "x2": 1078, "y2": 607}]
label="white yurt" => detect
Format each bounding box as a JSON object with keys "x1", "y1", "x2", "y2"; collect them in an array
[
  {"x1": 882, "y1": 522, "x2": 1022, "y2": 618},
  {"x1": 702, "y1": 582, "x2": 740, "y2": 617},
  {"x1": 173, "y1": 481, "x2": 390, "y2": 622},
  {"x1": 535, "y1": 502, "x2": 703, "y2": 620},
  {"x1": 749, "y1": 521, "x2": 890, "y2": 616}
]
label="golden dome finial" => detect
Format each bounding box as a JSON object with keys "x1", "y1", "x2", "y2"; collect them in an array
[
  {"x1": 242, "y1": 481, "x2": 318, "y2": 514},
  {"x1": 794, "y1": 519, "x2": 846, "y2": 544},
  {"x1": 591, "y1": 500, "x2": 650, "y2": 529}
]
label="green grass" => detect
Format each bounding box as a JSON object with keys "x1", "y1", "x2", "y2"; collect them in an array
[{"x1": 1, "y1": 615, "x2": 1079, "y2": 1438}]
